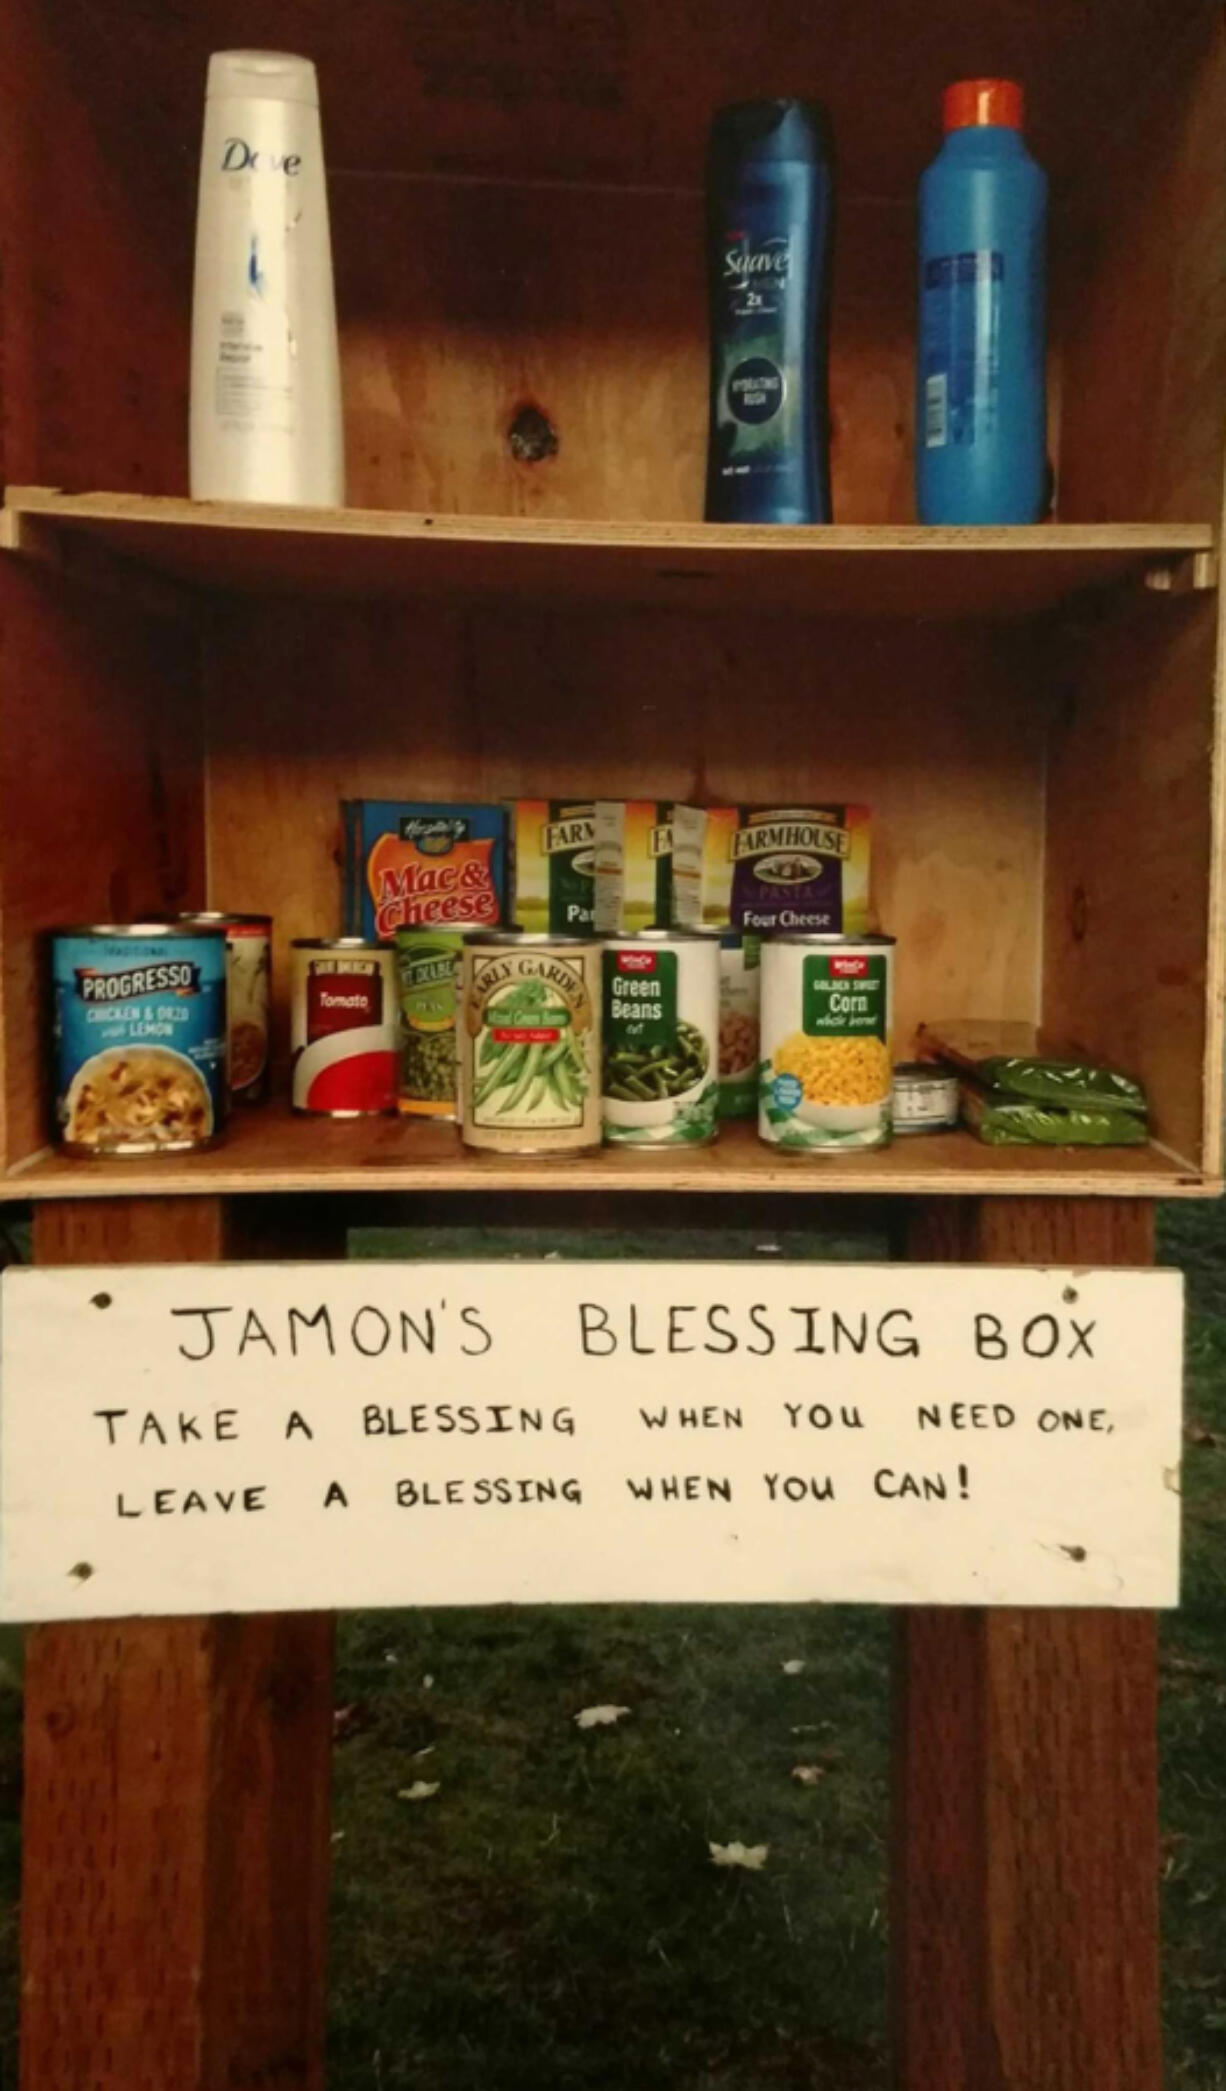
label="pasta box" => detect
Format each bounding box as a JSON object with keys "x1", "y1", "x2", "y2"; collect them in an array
[{"x1": 671, "y1": 804, "x2": 872, "y2": 935}]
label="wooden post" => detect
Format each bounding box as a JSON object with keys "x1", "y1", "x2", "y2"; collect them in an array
[
  {"x1": 893, "y1": 1197, "x2": 1162, "y2": 2091},
  {"x1": 21, "y1": 1198, "x2": 339, "y2": 2091}
]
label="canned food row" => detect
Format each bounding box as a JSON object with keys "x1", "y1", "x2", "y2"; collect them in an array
[{"x1": 50, "y1": 918, "x2": 962, "y2": 1162}]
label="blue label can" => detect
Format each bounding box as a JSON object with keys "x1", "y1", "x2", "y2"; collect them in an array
[{"x1": 52, "y1": 925, "x2": 229, "y2": 1155}]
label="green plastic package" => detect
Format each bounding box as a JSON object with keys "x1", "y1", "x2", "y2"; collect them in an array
[
  {"x1": 962, "y1": 1083, "x2": 1149, "y2": 1148},
  {"x1": 970, "y1": 1055, "x2": 1147, "y2": 1114}
]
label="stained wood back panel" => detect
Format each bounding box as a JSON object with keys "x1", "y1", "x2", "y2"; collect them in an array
[
  {"x1": 336, "y1": 183, "x2": 913, "y2": 522},
  {"x1": 1043, "y1": 592, "x2": 1218, "y2": 1170},
  {"x1": 48, "y1": 0, "x2": 1189, "y2": 193},
  {"x1": 0, "y1": 569, "x2": 206, "y2": 1166},
  {"x1": 204, "y1": 603, "x2": 1047, "y2": 1068},
  {"x1": 0, "y1": 0, "x2": 189, "y2": 495},
  {"x1": 1055, "y1": 9, "x2": 1226, "y2": 524}
]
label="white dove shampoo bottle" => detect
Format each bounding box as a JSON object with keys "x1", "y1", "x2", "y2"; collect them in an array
[{"x1": 190, "y1": 50, "x2": 344, "y2": 504}]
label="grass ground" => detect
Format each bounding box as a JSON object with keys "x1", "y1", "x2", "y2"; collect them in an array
[{"x1": 0, "y1": 1206, "x2": 1223, "y2": 2085}]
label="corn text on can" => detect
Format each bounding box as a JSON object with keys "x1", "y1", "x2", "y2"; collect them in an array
[{"x1": 759, "y1": 934, "x2": 895, "y2": 1152}]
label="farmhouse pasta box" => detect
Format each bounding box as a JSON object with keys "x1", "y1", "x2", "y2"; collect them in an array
[
  {"x1": 507, "y1": 800, "x2": 596, "y2": 934},
  {"x1": 343, "y1": 801, "x2": 507, "y2": 942},
  {"x1": 593, "y1": 801, "x2": 674, "y2": 934},
  {"x1": 672, "y1": 804, "x2": 871, "y2": 935}
]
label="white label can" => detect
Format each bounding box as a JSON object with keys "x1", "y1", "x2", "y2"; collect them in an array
[
  {"x1": 602, "y1": 929, "x2": 720, "y2": 1147},
  {"x1": 717, "y1": 929, "x2": 761, "y2": 1120},
  {"x1": 759, "y1": 934, "x2": 896, "y2": 1152}
]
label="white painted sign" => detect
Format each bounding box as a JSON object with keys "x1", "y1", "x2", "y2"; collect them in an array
[{"x1": 0, "y1": 1262, "x2": 1183, "y2": 1620}]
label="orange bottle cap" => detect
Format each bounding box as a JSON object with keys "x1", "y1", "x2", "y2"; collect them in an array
[{"x1": 942, "y1": 79, "x2": 1024, "y2": 131}]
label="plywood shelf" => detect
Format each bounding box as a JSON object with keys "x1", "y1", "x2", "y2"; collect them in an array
[
  {"x1": 1, "y1": 490, "x2": 1216, "y2": 620},
  {"x1": 1, "y1": 1105, "x2": 1209, "y2": 1203}
]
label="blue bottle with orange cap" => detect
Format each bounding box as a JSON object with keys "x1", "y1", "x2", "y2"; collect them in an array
[{"x1": 916, "y1": 79, "x2": 1047, "y2": 524}]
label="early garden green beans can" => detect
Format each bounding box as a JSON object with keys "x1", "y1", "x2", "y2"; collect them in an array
[
  {"x1": 602, "y1": 929, "x2": 720, "y2": 1147},
  {"x1": 394, "y1": 921, "x2": 486, "y2": 1119},
  {"x1": 460, "y1": 931, "x2": 602, "y2": 1155}
]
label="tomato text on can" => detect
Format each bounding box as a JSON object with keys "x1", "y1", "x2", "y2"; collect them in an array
[
  {"x1": 291, "y1": 938, "x2": 399, "y2": 1117},
  {"x1": 759, "y1": 934, "x2": 896, "y2": 1153},
  {"x1": 52, "y1": 924, "x2": 228, "y2": 1157},
  {"x1": 459, "y1": 931, "x2": 602, "y2": 1155},
  {"x1": 602, "y1": 929, "x2": 720, "y2": 1147},
  {"x1": 179, "y1": 911, "x2": 271, "y2": 1104},
  {"x1": 394, "y1": 923, "x2": 485, "y2": 1120}
]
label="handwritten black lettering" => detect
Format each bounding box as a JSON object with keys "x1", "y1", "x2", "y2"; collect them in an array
[
  {"x1": 459, "y1": 1305, "x2": 493, "y2": 1355},
  {"x1": 289, "y1": 1304, "x2": 335, "y2": 1356},
  {"x1": 238, "y1": 1308, "x2": 277, "y2": 1358},
  {"x1": 352, "y1": 1307, "x2": 392, "y2": 1357},
  {"x1": 172, "y1": 1305, "x2": 232, "y2": 1362}
]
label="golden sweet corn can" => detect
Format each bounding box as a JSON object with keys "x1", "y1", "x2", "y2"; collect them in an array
[{"x1": 759, "y1": 934, "x2": 895, "y2": 1152}]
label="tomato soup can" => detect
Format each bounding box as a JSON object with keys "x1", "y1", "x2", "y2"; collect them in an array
[
  {"x1": 291, "y1": 938, "x2": 398, "y2": 1116},
  {"x1": 52, "y1": 923, "x2": 228, "y2": 1156},
  {"x1": 394, "y1": 922, "x2": 486, "y2": 1120},
  {"x1": 459, "y1": 930, "x2": 602, "y2": 1155},
  {"x1": 602, "y1": 928, "x2": 720, "y2": 1147},
  {"x1": 179, "y1": 911, "x2": 271, "y2": 1103},
  {"x1": 759, "y1": 934, "x2": 896, "y2": 1153}
]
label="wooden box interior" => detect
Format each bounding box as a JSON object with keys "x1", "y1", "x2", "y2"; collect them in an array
[{"x1": 0, "y1": 0, "x2": 1222, "y2": 1192}]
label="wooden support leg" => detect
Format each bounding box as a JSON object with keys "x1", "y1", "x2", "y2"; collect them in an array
[
  {"x1": 892, "y1": 1197, "x2": 1162, "y2": 2091},
  {"x1": 21, "y1": 1197, "x2": 340, "y2": 2091}
]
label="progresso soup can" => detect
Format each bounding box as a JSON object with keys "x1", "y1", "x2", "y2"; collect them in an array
[
  {"x1": 394, "y1": 922, "x2": 487, "y2": 1120},
  {"x1": 291, "y1": 938, "x2": 399, "y2": 1116},
  {"x1": 178, "y1": 911, "x2": 271, "y2": 1104},
  {"x1": 602, "y1": 929, "x2": 720, "y2": 1147},
  {"x1": 459, "y1": 930, "x2": 601, "y2": 1155},
  {"x1": 759, "y1": 934, "x2": 896, "y2": 1153},
  {"x1": 51, "y1": 924, "x2": 228, "y2": 1156}
]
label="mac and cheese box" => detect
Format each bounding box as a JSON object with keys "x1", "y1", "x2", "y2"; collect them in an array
[{"x1": 343, "y1": 801, "x2": 507, "y2": 941}]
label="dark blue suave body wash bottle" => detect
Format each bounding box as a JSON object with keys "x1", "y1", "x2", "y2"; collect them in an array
[{"x1": 705, "y1": 100, "x2": 834, "y2": 524}]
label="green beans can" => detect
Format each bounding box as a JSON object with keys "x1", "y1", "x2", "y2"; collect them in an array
[
  {"x1": 602, "y1": 928, "x2": 720, "y2": 1147},
  {"x1": 460, "y1": 931, "x2": 602, "y2": 1155},
  {"x1": 394, "y1": 922, "x2": 486, "y2": 1119}
]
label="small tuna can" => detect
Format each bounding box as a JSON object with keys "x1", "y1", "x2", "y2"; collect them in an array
[
  {"x1": 178, "y1": 911, "x2": 271, "y2": 1104},
  {"x1": 717, "y1": 928, "x2": 761, "y2": 1120},
  {"x1": 602, "y1": 928, "x2": 720, "y2": 1147},
  {"x1": 394, "y1": 922, "x2": 486, "y2": 1120},
  {"x1": 291, "y1": 938, "x2": 399, "y2": 1116},
  {"x1": 759, "y1": 933, "x2": 896, "y2": 1153},
  {"x1": 892, "y1": 1061, "x2": 959, "y2": 1135},
  {"x1": 52, "y1": 923, "x2": 228, "y2": 1157},
  {"x1": 460, "y1": 930, "x2": 602, "y2": 1155}
]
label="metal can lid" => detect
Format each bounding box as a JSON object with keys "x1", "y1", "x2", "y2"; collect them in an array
[
  {"x1": 766, "y1": 931, "x2": 896, "y2": 948},
  {"x1": 177, "y1": 911, "x2": 272, "y2": 930},
  {"x1": 462, "y1": 928, "x2": 597, "y2": 947},
  {"x1": 893, "y1": 1061, "x2": 957, "y2": 1085},
  {"x1": 394, "y1": 920, "x2": 490, "y2": 939},
  {"x1": 291, "y1": 936, "x2": 386, "y2": 952},
  {"x1": 601, "y1": 926, "x2": 720, "y2": 945},
  {"x1": 53, "y1": 921, "x2": 229, "y2": 941}
]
